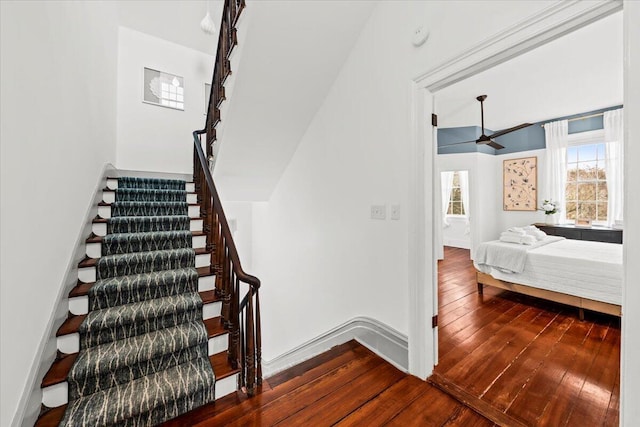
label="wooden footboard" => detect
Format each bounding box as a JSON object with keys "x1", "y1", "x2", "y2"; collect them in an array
[{"x1": 476, "y1": 271, "x2": 622, "y2": 317}]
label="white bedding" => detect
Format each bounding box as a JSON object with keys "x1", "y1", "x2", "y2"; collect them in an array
[{"x1": 474, "y1": 239, "x2": 623, "y2": 305}]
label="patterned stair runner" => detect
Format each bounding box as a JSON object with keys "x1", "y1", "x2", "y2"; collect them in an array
[{"x1": 60, "y1": 177, "x2": 216, "y2": 426}]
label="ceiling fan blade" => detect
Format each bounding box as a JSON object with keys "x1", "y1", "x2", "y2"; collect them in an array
[
  {"x1": 489, "y1": 123, "x2": 533, "y2": 139},
  {"x1": 443, "y1": 140, "x2": 476, "y2": 146},
  {"x1": 487, "y1": 140, "x2": 505, "y2": 150}
]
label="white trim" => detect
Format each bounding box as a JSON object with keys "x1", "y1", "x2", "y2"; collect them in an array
[
  {"x1": 262, "y1": 317, "x2": 408, "y2": 377},
  {"x1": 408, "y1": 0, "x2": 623, "y2": 387},
  {"x1": 415, "y1": 0, "x2": 622, "y2": 91}
]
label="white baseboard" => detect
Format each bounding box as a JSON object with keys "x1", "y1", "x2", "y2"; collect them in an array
[{"x1": 262, "y1": 317, "x2": 408, "y2": 378}]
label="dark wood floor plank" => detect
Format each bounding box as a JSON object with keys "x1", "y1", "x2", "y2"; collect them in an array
[
  {"x1": 479, "y1": 312, "x2": 576, "y2": 410},
  {"x1": 267, "y1": 340, "x2": 359, "y2": 388},
  {"x1": 333, "y1": 376, "x2": 427, "y2": 427},
  {"x1": 223, "y1": 355, "x2": 385, "y2": 426},
  {"x1": 436, "y1": 247, "x2": 620, "y2": 427},
  {"x1": 560, "y1": 321, "x2": 620, "y2": 426},
  {"x1": 384, "y1": 382, "x2": 469, "y2": 426},
  {"x1": 274, "y1": 363, "x2": 405, "y2": 426}
]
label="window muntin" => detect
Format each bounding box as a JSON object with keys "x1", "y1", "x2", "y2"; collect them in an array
[
  {"x1": 447, "y1": 171, "x2": 465, "y2": 216},
  {"x1": 566, "y1": 143, "x2": 607, "y2": 222}
]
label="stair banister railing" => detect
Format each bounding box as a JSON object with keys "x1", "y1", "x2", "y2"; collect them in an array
[
  {"x1": 193, "y1": 0, "x2": 262, "y2": 395},
  {"x1": 193, "y1": 129, "x2": 261, "y2": 395}
]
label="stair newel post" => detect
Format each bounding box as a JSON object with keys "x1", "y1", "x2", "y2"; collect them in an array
[
  {"x1": 255, "y1": 288, "x2": 262, "y2": 386},
  {"x1": 245, "y1": 288, "x2": 256, "y2": 395}
]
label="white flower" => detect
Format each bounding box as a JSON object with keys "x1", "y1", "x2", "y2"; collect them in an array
[{"x1": 542, "y1": 203, "x2": 555, "y2": 211}]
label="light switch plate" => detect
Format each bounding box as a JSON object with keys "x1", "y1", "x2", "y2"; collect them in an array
[
  {"x1": 371, "y1": 205, "x2": 386, "y2": 220},
  {"x1": 391, "y1": 204, "x2": 400, "y2": 220}
]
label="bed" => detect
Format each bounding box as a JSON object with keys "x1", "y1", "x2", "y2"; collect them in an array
[{"x1": 474, "y1": 236, "x2": 623, "y2": 318}]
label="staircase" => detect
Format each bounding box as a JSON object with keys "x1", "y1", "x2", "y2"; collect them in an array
[
  {"x1": 36, "y1": 0, "x2": 261, "y2": 425},
  {"x1": 37, "y1": 177, "x2": 240, "y2": 426}
]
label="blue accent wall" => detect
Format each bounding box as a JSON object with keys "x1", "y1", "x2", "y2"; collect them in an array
[{"x1": 438, "y1": 104, "x2": 622, "y2": 155}]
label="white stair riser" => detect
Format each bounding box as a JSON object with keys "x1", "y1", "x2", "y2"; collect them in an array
[
  {"x1": 97, "y1": 205, "x2": 201, "y2": 220},
  {"x1": 106, "y1": 179, "x2": 195, "y2": 193},
  {"x1": 102, "y1": 191, "x2": 197, "y2": 204},
  {"x1": 92, "y1": 219, "x2": 203, "y2": 236},
  {"x1": 215, "y1": 373, "x2": 239, "y2": 400},
  {"x1": 45, "y1": 334, "x2": 230, "y2": 407},
  {"x1": 78, "y1": 253, "x2": 210, "y2": 283},
  {"x1": 68, "y1": 295, "x2": 221, "y2": 318},
  {"x1": 86, "y1": 235, "x2": 207, "y2": 258},
  {"x1": 58, "y1": 325, "x2": 226, "y2": 356},
  {"x1": 42, "y1": 382, "x2": 67, "y2": 408}
]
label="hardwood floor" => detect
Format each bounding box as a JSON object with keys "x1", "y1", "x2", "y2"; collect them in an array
[
  {"x1": 164, "y1": 340, "x2": 494, "y2": 426},
  {"x1": 162, "y1": 245, "x2": 619, "y2": 426},
  {"x1": 434, "y1": 246, "x2": 620, "y2": 426}
]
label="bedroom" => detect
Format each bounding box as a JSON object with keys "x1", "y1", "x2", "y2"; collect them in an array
[{"x1": 432, "y1": 10, "x2": 622, "y2": 425}]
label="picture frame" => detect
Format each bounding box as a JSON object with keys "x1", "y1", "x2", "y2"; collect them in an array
[
  {"x1": 142, "y1": 67, "x2": 184, "y2": 111},
  {"x1": 503, "y1": 156, "x2": 537, "y2": 211}
]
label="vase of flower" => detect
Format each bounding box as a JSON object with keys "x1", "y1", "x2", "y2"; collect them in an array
[
  {"x1": 540, "y1": 200, "x2": 560, "y2": 224},
  {"x1": 545, "y1": 213, "x2": 559, "y2": 225}
]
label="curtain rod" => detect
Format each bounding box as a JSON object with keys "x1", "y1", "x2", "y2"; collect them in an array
[{"x1": 540, "y1": 112, "x2": 605, "y2": 128}]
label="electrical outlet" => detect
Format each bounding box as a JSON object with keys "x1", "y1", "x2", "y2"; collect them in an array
[
  {"x1": 391, "y1": 204, "x2": 401, "y2": 220},
  {"x1": 371, "y1": 205, "x2": 386, "y2": 220}
]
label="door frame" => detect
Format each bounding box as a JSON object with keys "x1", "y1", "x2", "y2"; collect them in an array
[{"x1": 406, "y1": 0, "x2": 623, "y2": 380}]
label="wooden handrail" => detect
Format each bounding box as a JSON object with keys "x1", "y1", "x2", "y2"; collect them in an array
[{"x1": 193, "y1": 0, "x2": 262, "y2": 395}]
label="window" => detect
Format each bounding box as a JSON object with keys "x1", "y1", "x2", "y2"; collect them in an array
[
  {"x1": 447, "y1": 171, "x2": 465, "y2": 215},
  {"x1": 566, "y1": 143, "x2": 607, "y2": 222}
]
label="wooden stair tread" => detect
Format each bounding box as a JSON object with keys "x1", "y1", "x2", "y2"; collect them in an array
[
  {"x1": 93, "y1": 216, "x2": 204, "y2": 224},
  {"x1": 86, "y1": 231, "x2": 206, "y2": 243},
  {"x1": 70, "y1": 266, "x2": 215, "y2": 297},
  {"x1": 204, "y1": 317, "x2": 226, "y2": 338},
  {"x1": 97, "y1": 201, "x2": 200, "y2": 207},
  {"x1": 106, "y1": 177, "x2": 195, "y2": 184},
  {"x1": 35, "y1": 404, "x2": 67, "y2": 427},
  {"x1": 57, "y1": 313, "x2": 224, "y2": 338},
  {"x1": 41, "y1": 340, "x2": 232, "y2": 389},
  {"x1": 210, "y1": 351, "x2": 240, "y2": 380},
  {"x1": 57, "y1": 315, "x2": 86, "y2": 336},
  {"x1": 41, "y1": 353, "x2": 77, "y2": 388},
  {"x1": 78, "y1": 248, "x2": 210, "y2": 268},
  {"x1": 102, "y1": 188, "x2": 197, "y2": 195}
]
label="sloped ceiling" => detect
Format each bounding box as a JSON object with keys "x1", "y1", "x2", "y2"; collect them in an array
[
  {"x1": 436, "y1": 11, "x2": 623, "y2": 132},
  {"x1": 214, "y1": 1, "x2": 376, "y2": 201},
  {"x1": 116, "y1": 1, "x2": 224, "y2": 54}
]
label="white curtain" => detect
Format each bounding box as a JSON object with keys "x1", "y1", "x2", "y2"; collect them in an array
[
  {"x1": 604, "y1": 108, "x2": 624, "y2": 227},
  {"x1": 544, "y1": 120, "x2": 569, "y2": 224},
  {"x1": 441, "y1": 171, "x2": 454, "y2": 227},
  {"x1": 458, "y1": 170, "x2": 470, "y2": 234}
]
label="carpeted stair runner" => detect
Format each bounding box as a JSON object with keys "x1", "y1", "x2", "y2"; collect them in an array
[{"x1": 60, "y1": 177, "x2": 215, "y2": 427}]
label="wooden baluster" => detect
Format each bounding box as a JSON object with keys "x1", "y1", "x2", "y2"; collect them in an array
[
  {"x1": 228, "y1": 273, "x2": 239, "y2": 369},
  {"x1": 239, "y1": 306, "x2": 245, "y2": 388},
  {"x1": 215, "y1": 222, "x2": 224, "y2": 301},
  {"x1": 245, "y1": 288, "x2": 256, "y2": 395},
  {"x1": 255, "y1": 288, "x2": 262, "y2": 385}
]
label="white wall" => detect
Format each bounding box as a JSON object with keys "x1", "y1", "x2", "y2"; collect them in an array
[
  {"x1": 0, "y1": 2, "x2": 119, "y2": 425},
  {"x1": 116, "y1": 27, "x2": 213, "y2": 174},
  {"x1": 443, "y1": 218, "x2": 470, "y2": 249},
  {"x1": 243, "y1": 1, "x2": 561, "y2": 362}
]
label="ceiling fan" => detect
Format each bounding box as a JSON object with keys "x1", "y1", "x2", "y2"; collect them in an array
[{"x1": 450, "y1": 95, "x2": 533, "y2": 150}]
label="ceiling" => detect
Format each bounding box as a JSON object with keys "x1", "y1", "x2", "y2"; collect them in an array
[
  {"x1": 436, "y1": 11, "x2": 623, "y2": 131},
  {"x1": 116, "y1": 1, "x2": 224, "y2": 54}
]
